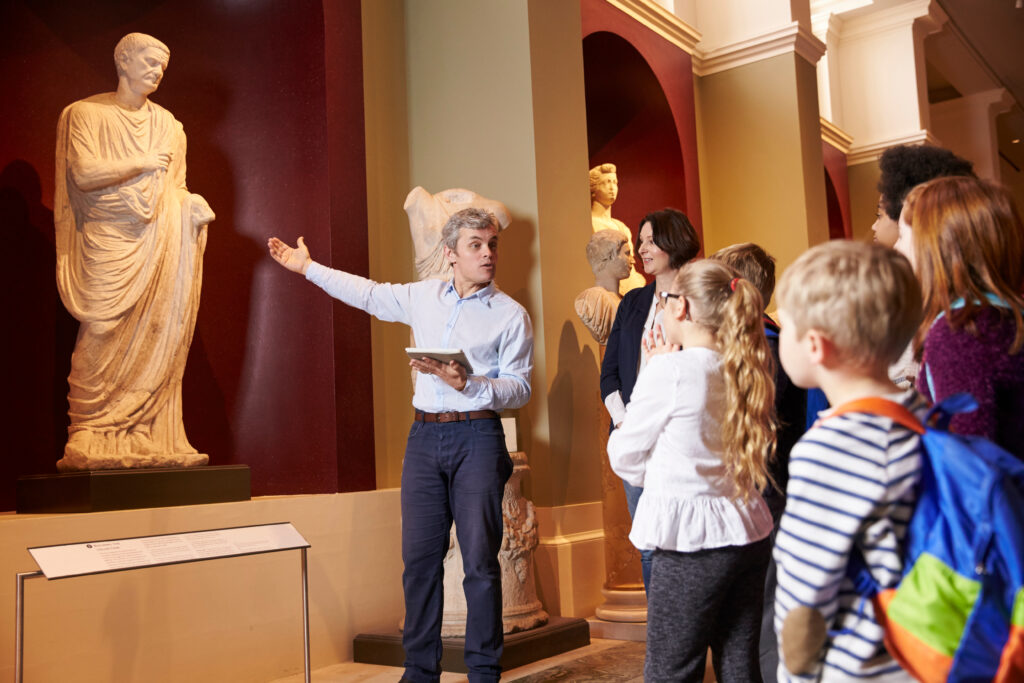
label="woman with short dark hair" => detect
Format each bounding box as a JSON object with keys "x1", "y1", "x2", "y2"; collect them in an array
[{"x1": 600, "y1": 207, "x2": 701, "y2": 594}]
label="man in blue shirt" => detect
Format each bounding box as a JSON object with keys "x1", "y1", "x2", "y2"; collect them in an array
[{"x1": 268, "y1": 208, "x2": 533, "y2": 683}]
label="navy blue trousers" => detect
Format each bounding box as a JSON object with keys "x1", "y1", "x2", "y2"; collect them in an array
[{"x1": 400, "y1": 417, "x2": 512, "y2": 683}]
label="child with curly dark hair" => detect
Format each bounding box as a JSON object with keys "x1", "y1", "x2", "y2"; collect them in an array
[{"x1": 871, "y1": 144, "x2": 973, "y2": 248}]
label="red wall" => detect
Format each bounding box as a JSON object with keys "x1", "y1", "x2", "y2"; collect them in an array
[
  {"x1": 822, "y1": 140, "x2": 853, "y2": 239},
  {"x1": 0, "y1": 0, "x2": 374, "y2": 510},
  {"x1": 581, "y1": 0, "x2": 703, "y2": 248}
]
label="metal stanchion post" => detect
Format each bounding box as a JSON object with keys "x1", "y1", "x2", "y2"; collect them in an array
[
  {"x1": 301, "y1": 547, "x2": 310, "y2": 683},
  {"x1": 15, "y1": 571, "x2": 43, "y2": 683}
]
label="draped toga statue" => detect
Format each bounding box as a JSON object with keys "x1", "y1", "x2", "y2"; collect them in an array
[{"x1": 54, "y1": 33, "x2": 215, "y2": 471}]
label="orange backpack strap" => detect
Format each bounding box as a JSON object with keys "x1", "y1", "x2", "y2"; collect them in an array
[{"x1": 827, "y1": 397, "x2": 925, "y2": 435}]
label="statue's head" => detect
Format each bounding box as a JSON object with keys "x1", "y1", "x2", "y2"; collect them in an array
[
  {"x1": 589, "y1": 163, "x2": 618, "y2": 206},
  {"x1": 586, "y1": 229, "x2": 631, "y2": 280},
  {"x1": 114, "y1": 33, "x2": 170, "y2": 78}
]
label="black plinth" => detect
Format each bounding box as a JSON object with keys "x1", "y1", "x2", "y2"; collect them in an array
[
  {"x1": 15, "y1": 465, "x2": 251, "y2": 513},
  {"x1": 353, "y1": 616, "x2": 590, "y2": 674}
]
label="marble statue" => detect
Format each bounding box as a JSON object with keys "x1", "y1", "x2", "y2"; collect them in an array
[
  {"x1": 404, "y1": 186, "x2": 510, "y2": 282},
  {"x1": 441, "y1": 451, "x2": 548, "y2": 636},
  {"x1": 54, "y1": 33, "x2": 215, "y2": 471},
  {"x1": 589, "y1": 163, "x2": 646, "y2": 295},
  {"x1": 574, "y1": 229, "x2": 630, "y2": 345}
]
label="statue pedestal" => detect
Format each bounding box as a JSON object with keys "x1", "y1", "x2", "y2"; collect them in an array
[
  {"x1": 440, "y1": 450, "x2": 548, "y2": 636},
  {"x1": 15, "y1": 465, "x2": 251, "y2": 513},
  {"x1": 595, "y1": 346, "x2": 647, "y2": 626},
  {"x1": 355, "y1": 615, "x2": 590, "y2": 673}
]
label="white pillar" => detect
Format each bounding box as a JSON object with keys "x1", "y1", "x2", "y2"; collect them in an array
[{"x1": 820, "y1": 0, "x2": 945, "y2": 164}]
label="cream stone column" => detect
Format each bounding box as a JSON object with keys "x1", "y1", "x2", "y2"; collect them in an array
[
  {"x1": 930, "y1": 89, "x2": 1015, "y2": 182},
  {"x1": 814, "y1": 0, "x2": 945, "y2": 239},
  {"x1": 693, "y1": 0, "x2": 829, "y2": 268},
  {"x1": 391, "y1": 0, "x2": 607, "y2": 619}
]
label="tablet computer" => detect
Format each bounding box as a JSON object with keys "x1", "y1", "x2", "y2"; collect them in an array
[{"x1": 405, "y1": 347, "x2": 474, "y2": 375}]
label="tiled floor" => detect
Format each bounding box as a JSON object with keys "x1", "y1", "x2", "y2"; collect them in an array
[{"x1": 269, "y1": 638, "x2": 644, "y2": 682}]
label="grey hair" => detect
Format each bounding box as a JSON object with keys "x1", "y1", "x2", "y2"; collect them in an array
[
  {"x1": 586, "y1": 229, "x2": 627, "y2": 273},
  {"x1": 441, "y1": 207, "x2": 498, "y2": 252},
  {"x1": 114, "y1": 33, "x2": 170, "y2": 76}
]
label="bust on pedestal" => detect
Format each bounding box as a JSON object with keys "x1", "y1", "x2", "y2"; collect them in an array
[{"x1": 575, "y1": 226, "x2": 648, "y2": 635}]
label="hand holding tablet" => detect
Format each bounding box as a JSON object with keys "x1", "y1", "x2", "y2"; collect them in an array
[{"x1": 405, "y1": 348, "x2": 474, "y2": 375}]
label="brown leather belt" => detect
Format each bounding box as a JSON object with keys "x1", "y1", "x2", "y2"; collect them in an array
[{"x1": 415, "y1": 410, "x2": 499, "y2": 423}]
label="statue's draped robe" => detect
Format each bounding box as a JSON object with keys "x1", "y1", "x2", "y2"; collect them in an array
[
  {"x1": 574, "y1": 286, "x2": 622, "y2": 345},
  {"x1": 55, "y1": 93, "x2": 213, "y2": 470}
]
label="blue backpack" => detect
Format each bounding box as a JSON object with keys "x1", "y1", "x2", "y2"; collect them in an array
[{"x1": 831, "y1": 393, "x2": 1024, "y2": 682}]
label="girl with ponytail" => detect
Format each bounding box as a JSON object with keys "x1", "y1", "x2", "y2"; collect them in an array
[{"x1": 608, "y1": 259, "x2": 777, "y2": 681}]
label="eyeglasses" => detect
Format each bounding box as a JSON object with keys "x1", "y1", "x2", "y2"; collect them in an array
[{"x1": 658, "y1": 291, "x2": 692, "y2": 321}]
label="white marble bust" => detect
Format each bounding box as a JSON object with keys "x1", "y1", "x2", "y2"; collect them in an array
[
  {"x1": 589, "y1": 163, "x2": 645, "y2": 295},
  {"x1": 575, "y1": 229, "x2": 631, "y2": 345}
]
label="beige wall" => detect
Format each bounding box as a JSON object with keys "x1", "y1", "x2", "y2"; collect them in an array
[
  {"x1": 2, "y1": 492, "x2": 404, "y2": 682},
  {"x1": 696, "y1": 52, "x2": 829, "y2": 282},
  {"x1": 365, "y1": 0, "x2": 605, "y2": 509},
  {"x1": 361, "y1": 0, "x2": 607, "y2": 615}
]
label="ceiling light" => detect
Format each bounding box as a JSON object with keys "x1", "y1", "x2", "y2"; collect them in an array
[{"x1": 1014, "y1": 138, "x2": 1021, "y2": 144}]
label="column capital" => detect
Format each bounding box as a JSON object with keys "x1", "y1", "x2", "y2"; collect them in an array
[
  {"x1": 821, "y1": 117, "x2": 854, "y2": 154},
  {"x1": 837, "y1": 0, "x2": 945, "y2": 43},
  {"x1": 694, "y1": 21, "x2": 826, "y2": 76},
  {"x1": 847, "y1": 129, "x2": 942, "y2": 166}
]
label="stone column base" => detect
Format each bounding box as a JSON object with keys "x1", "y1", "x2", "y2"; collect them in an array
[{"x1": 594, "y1": 586, "x2": 647, "y2": 623}]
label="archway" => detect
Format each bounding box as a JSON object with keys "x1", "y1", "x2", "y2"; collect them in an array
[{"x1": 583, "y1": 31, "x2": 691, "y2": 255}]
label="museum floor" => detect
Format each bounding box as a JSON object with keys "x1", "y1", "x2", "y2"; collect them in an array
[{"x1": 270, "y1": 638, "x2": 645, "y2": 682}]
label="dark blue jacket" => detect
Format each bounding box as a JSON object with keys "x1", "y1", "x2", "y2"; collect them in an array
[{"x1": 600, "y1": 282, "x2": 655, "y2": 408}]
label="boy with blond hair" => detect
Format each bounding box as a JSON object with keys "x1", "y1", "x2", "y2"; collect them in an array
[{"x1": 772, "y1": 241, "x2": 926, "y2": 682}]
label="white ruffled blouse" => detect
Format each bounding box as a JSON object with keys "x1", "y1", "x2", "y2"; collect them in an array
[{"x1": 607, "y1": 348, "x2": 773, "y2": 552}]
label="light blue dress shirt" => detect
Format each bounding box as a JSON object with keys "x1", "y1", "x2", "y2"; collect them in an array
[{"x1": 306, "y1": 262, "x2": 533, "y2": 413}]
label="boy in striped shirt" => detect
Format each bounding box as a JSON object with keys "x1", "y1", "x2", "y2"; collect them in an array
[{"x1": 772, "y1": 241, "x2": 927, "y2": 682}]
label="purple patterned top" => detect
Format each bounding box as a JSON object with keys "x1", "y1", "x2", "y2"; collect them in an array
[{"x1": 919, "y1": 306, "x2": 1024, "y2": 460}]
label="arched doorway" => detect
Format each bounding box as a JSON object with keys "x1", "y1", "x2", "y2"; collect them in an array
[{"x1": 583, "y1": 31, "x2": 690, "y2": 250}]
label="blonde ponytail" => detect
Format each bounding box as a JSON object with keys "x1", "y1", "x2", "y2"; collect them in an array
[
  {"x1": 674, "y1": 261, "x2": 777, "y2": 501},
  {"x1": 715, "y1": 279, "x2": 777, "y2": 500}
]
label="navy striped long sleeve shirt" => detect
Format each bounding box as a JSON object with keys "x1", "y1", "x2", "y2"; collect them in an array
[{"x1": 774, "y1": 390, "x2": 928, "y2": 682}]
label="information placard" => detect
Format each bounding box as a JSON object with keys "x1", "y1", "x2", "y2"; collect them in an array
[{"x1": 28, "y1": 523, "x2": 309, "y2": 579}]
